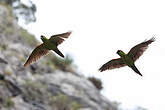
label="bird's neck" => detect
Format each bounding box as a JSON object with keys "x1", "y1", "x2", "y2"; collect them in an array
[
  {"x1": 41, "y1": 36, "x2": 48, "y2": 43},
  {"x1": 118, "y1": 51, "x2": 126, "y2": 57}
]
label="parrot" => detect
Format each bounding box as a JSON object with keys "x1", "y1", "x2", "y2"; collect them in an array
[
  {"x1": 99, "y1": 37, "x2": 155, "y2": 76},
  {"x1": 24, "y1": 31, "x2": 71, "y2": 67}
]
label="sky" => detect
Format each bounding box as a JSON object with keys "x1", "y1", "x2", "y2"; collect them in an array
[{"x1": 21, "y1": 0, "x2": 165, "y2": 109}]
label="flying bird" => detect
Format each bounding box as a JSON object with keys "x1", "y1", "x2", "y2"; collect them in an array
[
  {"x1": 99, "y1": 37, "x2": 155, "y2": 76},
  {"x1": 24, "y1": 31, "x2": 71, "y2": 67}
]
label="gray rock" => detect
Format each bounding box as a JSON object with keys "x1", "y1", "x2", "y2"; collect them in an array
[{"x1": 0, "y1": 4, "x2": 117, "y2": 110}]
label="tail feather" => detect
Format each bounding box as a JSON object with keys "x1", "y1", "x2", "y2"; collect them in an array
[
  {"x1": 53, "y1": 48, "x2": 64, "y2": 58},
  {"x1": 131, "y1": 64, "x2": 142, "y2": 76}
]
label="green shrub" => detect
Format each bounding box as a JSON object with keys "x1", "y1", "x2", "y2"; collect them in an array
[
  {"x1": 64, "y1": 54, "x2": 74, "y2": 66},
  {"x1": 21, "y1": 28, "x2": 38, "y2": 47},
  {"x1": 50, "y1": 93, "x2": 81, "y2": 110},
  {"x1": 88, "y1": 76, "x2": 103, "y2": 91},
  {"x1": 47, "y1": 53, "x2": 73, "y2": 72},
  {"x1": 0, "y1": 44, "x2": 8, "y2": 50},
  {"x1": 4, "y1": 98, "x2": 15, "y2": 108},
  {"x1": 72, "y1": 101, "x2": 81, "y2": 110}
]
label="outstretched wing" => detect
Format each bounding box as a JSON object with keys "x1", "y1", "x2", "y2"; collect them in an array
[
  {"x1": 24, "y1": 44, "x2": 49, "y2": 67},
  {"x1": 99, "y1": 58, "x2": 126, "y2": 72},
  {"x1": 127, "y1": 37, "x2": 155, "y2": 61},
  {"x1": 49, "y1": 31, "x2": 71, "y2": 46}
]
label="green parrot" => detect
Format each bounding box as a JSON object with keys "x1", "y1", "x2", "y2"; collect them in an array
[
  {"x1": 24, "y1": 31, "x2": 71, "y2": 67},
  {"x1": 99, "y1": 37, "x2": 155, "y2": 76}
]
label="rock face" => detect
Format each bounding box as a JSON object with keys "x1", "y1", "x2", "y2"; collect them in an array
[{"x1": 0, "y1": 4, "x2": 117, "y2": 110}]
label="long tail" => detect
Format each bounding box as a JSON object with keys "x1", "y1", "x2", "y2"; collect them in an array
[
  {"x1": 130, "y1": 64, "x2": 142, "y2": 76},
  {"x1": 53, "y1": 48, "x2": 64, "y2": 58}
]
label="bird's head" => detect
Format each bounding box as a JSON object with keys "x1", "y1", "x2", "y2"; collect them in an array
[
  {"x1": 116, "y1": 50, "x2": 125, "y2": 57},
  {"x1": 40, "y1": 35, "x2": 47, "y2": 42},
  {"x1": 41, "y1": 35, "x2": 45, "y2": 40},
  {"x1": 116, "y1": 50, "x2": 122, "y2": 54}
]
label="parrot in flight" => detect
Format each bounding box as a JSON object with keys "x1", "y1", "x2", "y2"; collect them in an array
[
  {"x1": 99, "y1": 37, "x2": 155, "y2": 76},
  {"x1": 24, "y1": 31, "x2": 71, "y2": 67}
]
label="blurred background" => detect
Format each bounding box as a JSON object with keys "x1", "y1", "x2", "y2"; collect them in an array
[{"x1": 0, "y1": 0, "x2": 164, "y2": 110}]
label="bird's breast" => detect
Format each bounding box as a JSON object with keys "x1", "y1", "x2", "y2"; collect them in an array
[
  {"x1": 122, "y1": 55, "x2": 133, "y2": 67},
  {"x1": 44, "y1": 41, "x2": 57, "y2": 50}
]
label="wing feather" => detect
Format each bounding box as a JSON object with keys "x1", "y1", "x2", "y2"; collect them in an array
[
  {"x1": 51, "y1": 31, "x2": 71, "y2": 38},
  {"x1": 128, "y1": 37, "x2": 155, "y2": 61},
  {"x1": 99, "y1": 58, "x2": 126, "y2": 72},
  {"x1": 24, "y1": 44, "x2": 49, "y2": 67},
  {"x1": 49, "y1": 31, "x2": 71, "y2": 46}
]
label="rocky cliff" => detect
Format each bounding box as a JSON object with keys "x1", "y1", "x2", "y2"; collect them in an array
[{"x1": 0, "y1": 4, "x2": 117, "y2": 110}]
